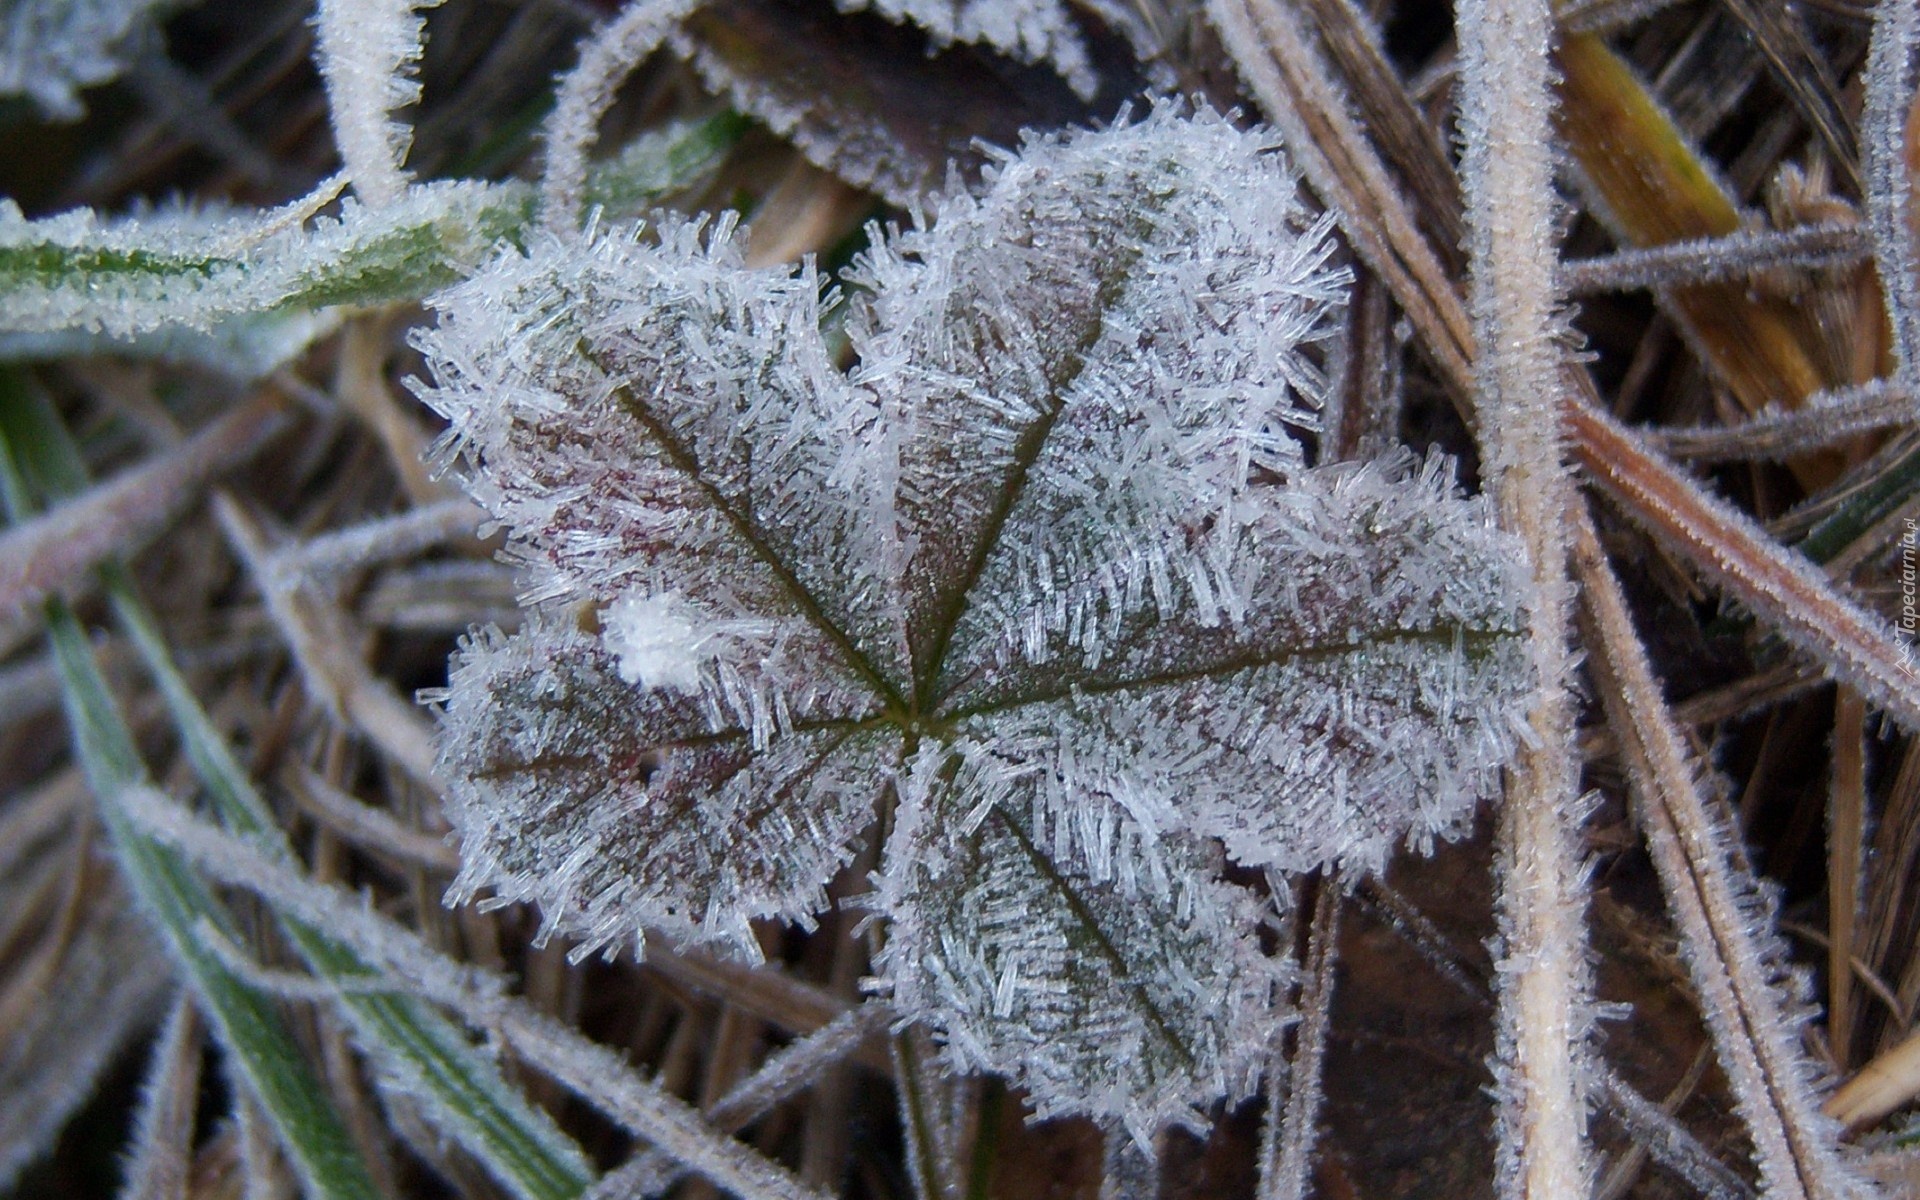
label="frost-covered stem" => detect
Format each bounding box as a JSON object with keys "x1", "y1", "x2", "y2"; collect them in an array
[
  {"x1": 313, "y1": 0, "x2": 441, "y2": 207},
  {"x1": 1868, "y1": 0, "x2": 1920, "y2": 376},
  {"x1": 264, "y1": 497, "x2": 479, "y2": 589},
  {"x1": 1829, "y1": 689, "x2": 1867, "y2": 1066},
  {"x1": 1571, "y1": 508, "x2": 1869, "y2": 1200},
  {"x1": 118, "y1": 991, "x2": 202, "y2": 1200},
  {"x1": 540, "y1": 0, "x2": 704, "y2": 235},
  {"x1": 234, "y1": 1087, "x2": 289, "y2": 1200},
  {"x1": 0, "y1": 389, "x2": 290, "y2": 628},
  {"x1": 1562, "y1": 221, "x2": 1868, "y2": 296},
  {"x1": 586, "y1": 1007, "x2": 887, "y2": 1199},
  {"x1": 1654, "y1": 379, "x2": 1919, "y2": 464},
  {"x1": 1456, "y1": 0, "x2": 1592, "y2": 1196},
  {"x1": 891, "y1": 1030, "x2": 961, "y2": 1200},
  {"x1": 1257, "y1": 882, "x2": 1340, "y2": 1200},
  {"x1": 288, "y1": 768, "x2": 462, "y2": 872},
  {"x1": 1570, "y1": 404, "x2": 1920, "y2": 731},
  {"x1": 214, "y1": 495, "x2": 440, "y2": 787},
  {"x1": 1217, "y1": 0, "x2": 1920, "y2": 735}
]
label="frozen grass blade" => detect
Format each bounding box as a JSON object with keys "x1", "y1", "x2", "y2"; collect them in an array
[
  {"x1": 1563, "y1": 222, "x2": 1868, "y2": 296},
  {"x1": 109, "y1": 785, "x2": 835, "y2": 1200},
  {"x1": 2, "y1": 383, "x2": 596, "y2": 1200},
  {"x1": 1829, "y1": 689, "x2": 1868, "y2": 1066},
  {"x1": 118, "y1": 992, "x2": 204, "y2": 1200},
  {"x1": 1654, "y1": 380, "x2": 1918, "y2": 464},
  {"x1": 1457, "y1": 0, "x2": 1593, "y2": 1193},
  {"x1": 0, "y1": 386, "x2": 290, "y2": 626},
  {"x1": 593, "y1": 1007, "x2": 890, "y2": 1198},
  {"x1": 215, "y1": 493, "x2": 442, "y2": 787},
  {"x1": 287, "y1": 767, "x2": 464, "y2": 872},
  {"x1": 1256, "y1": 882, "x2": 1339, "y2": 1200},
  {"x1": 0, "y1": 114, "x2": 744, "y2": 348},
  {"x1": 1212, "y1": 0, "x2": 1920, "y2": 739},
  {"x1": 1570, "y1": 406, "x2": 1920, "y2": 732},
  {"x1": 122, "y1": 571, "x2": 597, "y2": 1200},
  {"x1": 0, "y1": 403, "x2": 383, "y2": 1200},
  {"x1": 0, "y1": 870, "x2": 173, "y2": 1193},
  {"x1": 1572, "y1": 506, "x2": 1870, "y2": 1200},
  {"x1": 313, "y1": 0, "x2": 443, "y2": 206},
  {"x1": 541, "y1": 0, "x2": 707, "y2": 235},
  {"x1": 1554, "y1": 29, "x2": 1854, "y2": 484},
  {"x1": 1867, "y1": 0, "x2": 1920, "y2": 378},
  {"x1": 264, "y1": 497, "x2": 480, "y2": 588},
  {"x1": 0, "y1": 567, "x2": 381, "y2": 1198}
]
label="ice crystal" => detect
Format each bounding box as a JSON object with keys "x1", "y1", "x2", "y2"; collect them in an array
[{"x1": 415, "y1": 103, "x2": 1535, "y2": 1136}]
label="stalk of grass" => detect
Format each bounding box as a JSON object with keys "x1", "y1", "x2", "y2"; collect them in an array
[
  {"x1": 0, "y1": 112, "x2": 747, "y2": 345},
  {"x1": 2, "y1": 375, "x2": 598, "y2": 1200},
  {"x1": 1553, "y1": 31, "x2": 1858, "y2": 488},
  {"x1": 0, "y1": 400, "x2": 383, "y2": 1200}
]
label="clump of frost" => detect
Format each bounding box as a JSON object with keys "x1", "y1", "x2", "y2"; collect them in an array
[
  {"x1": 602, "y1": 590, "x2": 779, "y2": 693},
  {"x1": 415, "y1": 101, "x2": 1535, "y2": 1136}
]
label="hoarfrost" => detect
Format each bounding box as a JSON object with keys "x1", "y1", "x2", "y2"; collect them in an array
[
  {"x1": 417, "y1": 103, "x2": 1535, "y2": 1134},
  {"x1": 833, "y1": 0, "x2": 1099, "y2": 97}
]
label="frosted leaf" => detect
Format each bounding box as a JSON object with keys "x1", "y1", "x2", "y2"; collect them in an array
[
  {"x1": 878, "y1": 749, "x2": 1288, "y2": 1138},
  {"x1": 420, "y1": 102, "x2": 1534, "y2": 1131},
  {"x1": 414, "y1": 210, "x2": 912, "y2": 696},
  {"x1": 438, "y1": 620, "x2": 889, "y2": 955},
  {"x1": 844, "y1": 105, "x2": 1343, "y2": 693},
  {"x1": 0, "y1": 0, "x2": 174, "y2": 119},
  {"x1": 940, "y1": 452, "x2": 1532, "y2": 878},
  {"x1": 832, "y1": 0, "x2": 1099, "y2": 97}
]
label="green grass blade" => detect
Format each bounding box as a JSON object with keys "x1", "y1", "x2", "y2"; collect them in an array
[
  {"x1": 0, "y1": 388, "x2": 381, "y2": 1200},
  {"x1": 113, "y1": 536, "x2": 598, "y2": 1200},
  {"x1": 3, "y1": 378, "x2": 595, "y2": 1200},
  {"x1": 9, "y1": 383, "x2": 593, "y2": 1197},
  {"x1": 0, "y1": 113, "x2": 746, "y2": 348},
  {"x1": 1794, "y1": 437, "x2": 1920, "y2": 566},
  {"x1": 38, "y1": 611, "x2": 386, "y2": 1200}
]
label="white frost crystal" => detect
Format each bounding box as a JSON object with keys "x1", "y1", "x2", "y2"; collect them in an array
[
  {"x1": 416, "y1": 103, "x2": 1534, "y2": 1135},
  {"x1": 602, "y1": 591, "x2": 706, "y2": 692},
  {"x1": 602, "y1": 590, "x2": 779, "y2": 693}
]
